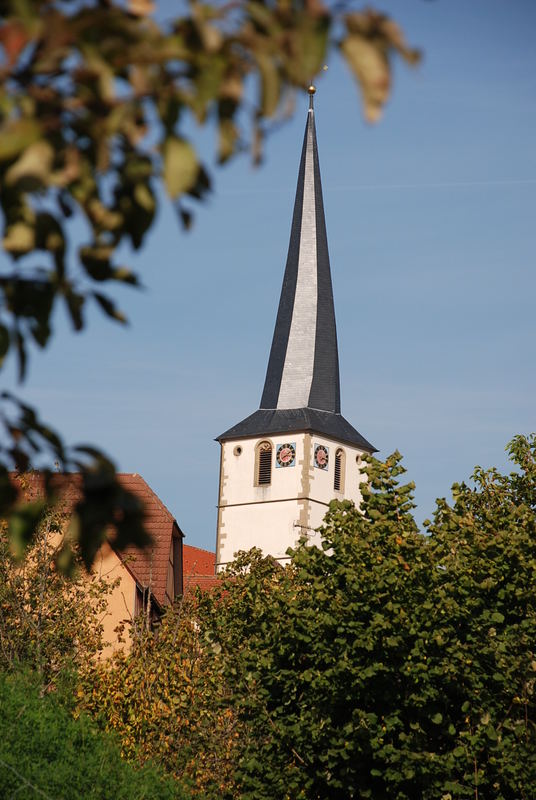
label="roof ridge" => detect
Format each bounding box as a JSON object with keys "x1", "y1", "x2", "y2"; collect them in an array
[
  {"x1": 184, "y1": 543, "x2": 216, "y2": 556},
  {"x1": 117, "y1": 473, "x2": 176, "y2": 526},
  {"x1": 10, "y1": 471, "x2": 179, "y2": 608}
]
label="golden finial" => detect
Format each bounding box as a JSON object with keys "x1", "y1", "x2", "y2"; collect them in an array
[{"x1": 308, "y1": 84, "x2": 316, "y2": 95}]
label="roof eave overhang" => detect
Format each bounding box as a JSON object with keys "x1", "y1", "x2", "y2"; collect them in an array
[
  {"x1": 217, "y1": 428, "x2": 377, "y2": 453},
  {"x1": 216, "y1": 408, "x2": 376, "y2": 453}
]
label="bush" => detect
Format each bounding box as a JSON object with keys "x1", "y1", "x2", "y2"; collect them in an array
[
  {"x1": 0, "y1": 671, "x2": 189, "y2": 800},
  {"x1": 80, "y1": 598, "x2": 240, "y2": 798},
  {"x1": 0, "y1": 496, "x2": 113, "y2": 682}
]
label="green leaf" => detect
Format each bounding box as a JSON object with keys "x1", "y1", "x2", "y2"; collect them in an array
[
  {"x1": 93, "y1": 292, "x2": 127, "y2": 324},
  {"x1": 80, "y1": 246, "x2": 114, "y2": 281},
  {"x1": 293, "y1": 17, "x2": 329, "y2": 85},
  {"x1": 15, "y1": 329, "x2": 27, "y2": 381},
  {"x1": 218, "y1": 118, "x2": 239, "y2": 164},
  {"x1": 35, "y1": 212, "x2": 65, "y2": 253},
  {"x1": 178, "y1": 206, "x2": 193, "y2": 230},
  {"x1": 133, "y1": 183, "x2": 156, "y2": 212},
  {"x1": 30, "y1": 318, "x2": 51, "y2": 348},
  {"x1": 163, "y1": 136, "x2": 199, "y2": 198},
  {"x1": 0, "y1": 324, "x2": 9, "y2": 366},
  {"x1": 257, "y1": 53, "x2": 280, "y2": 117},
  {"x1": 8, "y1": 500, "x2": 46, "y2": 558},
  {"x1": 431, "y1": 712, "x2": 443, "y2": 724},
  {"x1": 64, "y1": 288, "x2": 85, "y2": 331}
]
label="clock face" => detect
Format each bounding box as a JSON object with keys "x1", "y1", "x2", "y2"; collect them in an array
[
  {"x1": 314, "y1": 444, "x2": 329, "y2": 470},
  {"x1": 276, "y1": 443, "x2": 296, "y2": 468}
]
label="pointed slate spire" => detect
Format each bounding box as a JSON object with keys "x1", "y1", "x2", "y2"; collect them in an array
[
  {"x1": 218, "y1": 89, "x2": 375, "y2": 452},
  {"x1": 260, "y1": 86, "x2": 340, "y2": 413}
]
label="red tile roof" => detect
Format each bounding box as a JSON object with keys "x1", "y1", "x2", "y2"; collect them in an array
[
  {"x1": 183, "y1": 544, "x2": 219, "y2": 593},
  {"x1": 117, "y1": 473, "x2": 182, "y2": 608},
  {"x1": 9, "y1": 472, "x2": 181, "y2": 609}
]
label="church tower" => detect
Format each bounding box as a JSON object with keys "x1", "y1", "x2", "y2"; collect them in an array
[{"x1": 216, "y1": 88, "x2": 375, "y2": 568}]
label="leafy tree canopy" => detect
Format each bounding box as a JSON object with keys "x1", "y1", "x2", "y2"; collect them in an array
[
  {"x1": 0, "y1": 0, "x2": 420, "y2": 570},
  {"x1": 203, "y1": 434, "x2": 536, "y2": 799}
]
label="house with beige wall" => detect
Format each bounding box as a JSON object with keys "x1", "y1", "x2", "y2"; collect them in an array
[{"x1": 9, "y1": 471, "x2": 184, "y2": 655}]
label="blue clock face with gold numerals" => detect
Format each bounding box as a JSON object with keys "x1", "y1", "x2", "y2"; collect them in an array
[{"x1": 276, "y1": 443, "x2": 296, "y2": 468}]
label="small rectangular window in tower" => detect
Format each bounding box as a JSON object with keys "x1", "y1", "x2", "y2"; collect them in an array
[
  {"x1": 334, "y1": 449, "x2": 344, "y2": 492},
  {"x1": 257, "y1": 442, "x2": 272, "y2": 485}
]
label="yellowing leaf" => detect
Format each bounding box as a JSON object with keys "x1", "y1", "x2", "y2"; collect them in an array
[
  {"x1": 128, "y1": 0, "x2": 155, "y2": 16},
  {"x1": 220, "y1": 70, "x2": 243, "y2": 104},
  {"x1": 341, "y1": 11, "x2": 420, "y2": 123},
  {"x1": 5, "y1": 139, "x2": 54, "y2": 188},
  {"x1": 218, "y1": 118, "x2": 239, "y2": 164},
  {"x1": 2, "y1": 221, "x2": 35, "y2": 254},
  {"x1": 0, "y1": 119, "x2": 41, "y2": 161},
  {"x1": 134, "y1": 183, "x2": 156, "y2": 212},
  {"x1": 341, "y1": 33, "x2": 390, "y2": 123}
]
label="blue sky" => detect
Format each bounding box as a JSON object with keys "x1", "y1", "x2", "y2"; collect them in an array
[{"x1": 2, "y1": 0, "x2": 535, "y2": 550}]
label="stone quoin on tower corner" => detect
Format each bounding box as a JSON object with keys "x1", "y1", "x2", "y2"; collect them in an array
[{"x1": 215, "y1": 87, "x2": 375, "y2": 569}]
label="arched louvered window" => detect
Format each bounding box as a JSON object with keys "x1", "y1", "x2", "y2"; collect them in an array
[
  {"x1": 334, "y1": 448, "x2": 345, "y2": 492},
  {"x1": 256, "y1": 441, "x2": 272, "y2": 486}
]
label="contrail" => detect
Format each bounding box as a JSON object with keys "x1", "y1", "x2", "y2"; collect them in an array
[
  {"x1": 220, "y1": 177, "x2": 536, "y2": 196},
  {"x1": 329, "y1": 178, "x2": 536, "y2": 191}
]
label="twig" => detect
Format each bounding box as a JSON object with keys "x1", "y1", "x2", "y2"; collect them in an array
[{"x1": 0, "y1": 756, "x2": 56, "y2": 800}]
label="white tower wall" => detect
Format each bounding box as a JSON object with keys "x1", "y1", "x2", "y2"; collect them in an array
[{"x1": 216, "y1": 433, "x2": 367, "y2": 568}]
